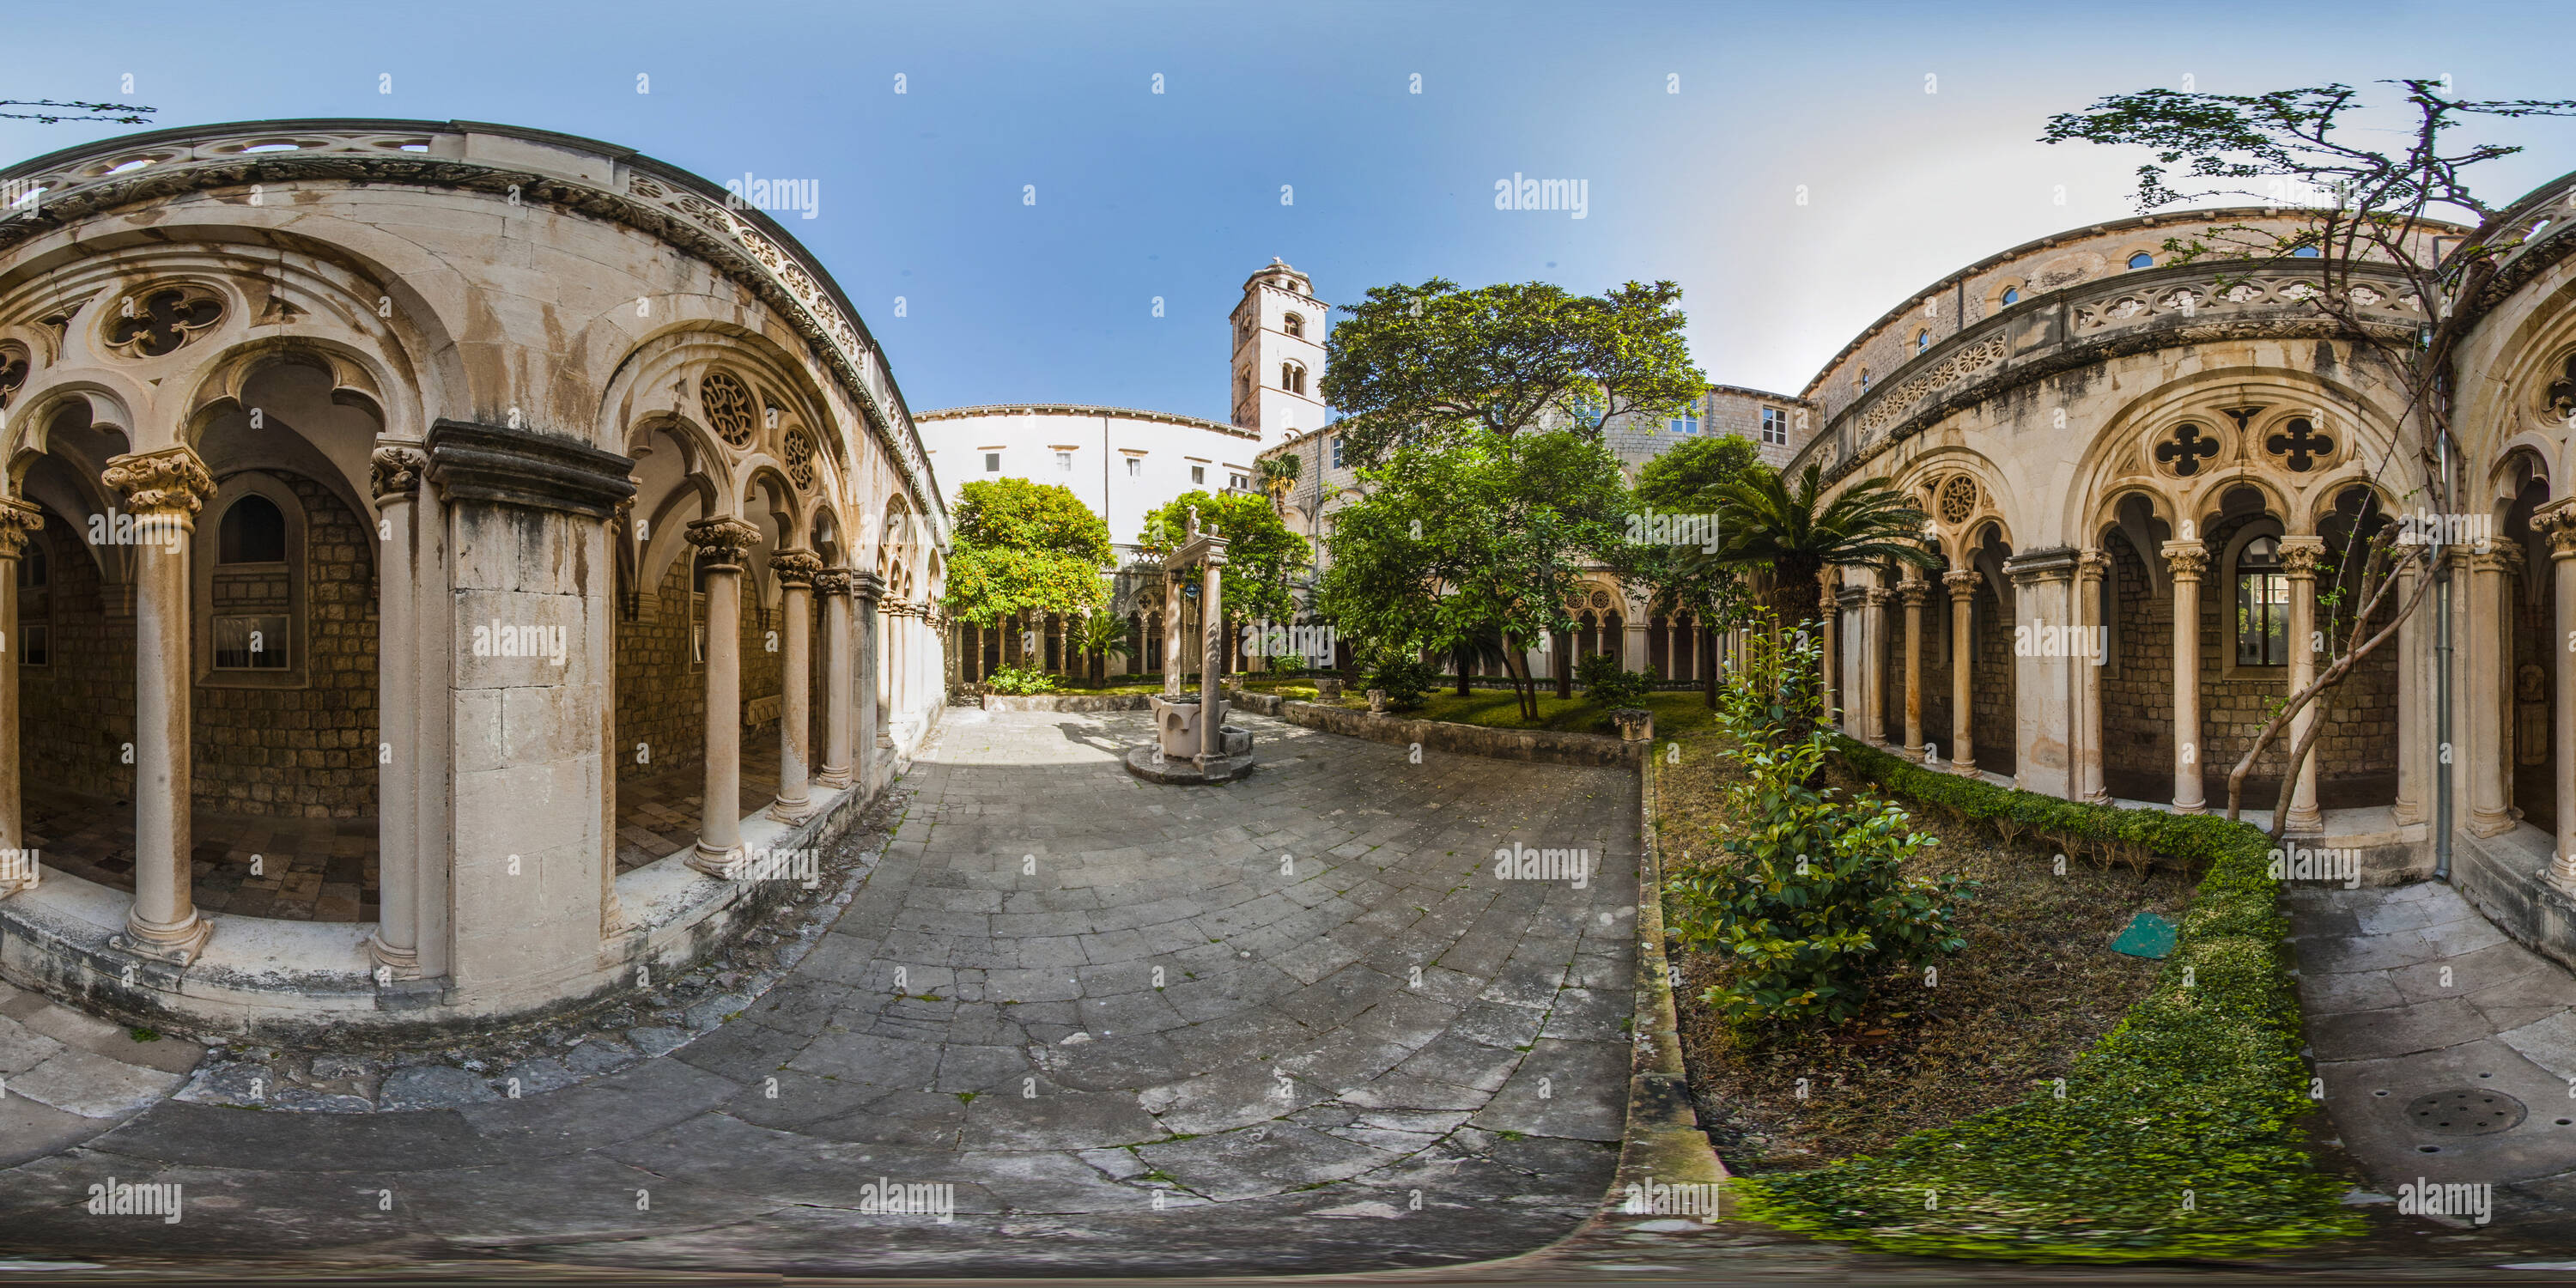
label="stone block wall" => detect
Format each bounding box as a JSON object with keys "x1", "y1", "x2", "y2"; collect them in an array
[
  {"x1": 2101, "y1": 532, "x2": 2169, "y2": 783},
  {"x1": 613, "y1": 552, "x2": 787, "y2": 784},
  {"x1": 19, "y1": 513, "x2": 133, "y2": 801},
  {"x1": 193, "y1": 472, "x2": 377, "y2": 819},
  {"x1": 1971, "y1": 581, "x2": 2015, "y2": 774}
]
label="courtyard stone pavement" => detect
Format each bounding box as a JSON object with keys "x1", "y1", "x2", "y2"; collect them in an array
[
  {"x1": 0, "y1": 708, "x2": 1649, "y2": 1277},
  {"x1": 2290, "y1": 878, "x2": 2576, "y2": 1242}
]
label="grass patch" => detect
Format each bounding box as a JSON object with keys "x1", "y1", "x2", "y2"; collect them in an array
[
  {"x1": 1392, "y1": 689, "x2": 1716, "y2": 738},
  {"x1": 1681, "y1": 735, "x2": 2354, "y2": 1261}
]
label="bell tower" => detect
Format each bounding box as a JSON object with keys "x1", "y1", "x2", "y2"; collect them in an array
[{"x1": 1228, "y1": 258, "x2": 1327, "y2": 441}]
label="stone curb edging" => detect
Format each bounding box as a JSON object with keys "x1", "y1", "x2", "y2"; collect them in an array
[
  {"x1": 979, "y1": 693, "x2": 1154, "y2": 712},
  {"x1": 1229, "y1": 691, "x2": 1646, "y2": 769},
  {"x1": 1604, "y1": 751, "x2": 1732, "y2": 1216}
]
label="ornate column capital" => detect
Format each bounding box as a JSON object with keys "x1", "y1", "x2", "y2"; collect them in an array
[
  {"x1": 2549, "y1": 515, "x2": 2576, "y2": 562},
  {"x1": 2277, "y1": 534, "x2": 2327, "y2": 579},
  {"x1": 2162, "y1": 541, "x2": 2210, "y2": 580},
  {"x1": 2488, "y1": 541, "x2": 2527, "y2": 579},
  {"x1": 1864, "y1": 586, "x2": 1896, "y2": 610},
  {"x1": 102, "y1": 445, "x2": 215, "y2": 519},
  {"x1": 1942, "y1": 568, "x2": 1982, "y2": 598},
  {"x1": 0, "y1": 497, "x2": 41, "y2": 561},
  {"x1": 370, "y1": 445, "x2": 427, "y2": 500},
  {"x1": 769, "y1": 548, "x2": 823, "y2": 588},
  {"x1": 684, "y1": 513, "x2": 762, "y2": 569},
  {"x1": 2076, "y1": 547, "x2": 2108, "y2": 583},
  {"x1": 814, "y1": 567, "x2": 854, "y2": 598},
  {"x1": 1897, "y1": 581, "x2": 1929, "y2": 607}
]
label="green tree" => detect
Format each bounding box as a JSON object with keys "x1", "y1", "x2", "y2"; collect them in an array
[
  {"x1": 2044, "y1": 78, "x2": 2576, "y2": 832},
  {"x1": 1138, "y1": 489, "x2": 1309, "y2": 676},
  {"x1": 1320, "y1": 277, "x2": 1704, "y2": 468},
  {"x1": 1713, "y1": 462, "x2": 1938, "y2": 637},
  {"x1": 1616, "y1": 434, "x2": 1773, "y2": 707},
  {"x1": 940, "y1": 477, "x2": 1114, "y2": 632},
  {"x1": 1317, "y1": 429, "x2": 1631, "y2": 721}
]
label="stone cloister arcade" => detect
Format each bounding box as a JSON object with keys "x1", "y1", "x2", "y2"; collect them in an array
[{"x1": 0, "y1": 120, "x2": 947, "y2": 1038}]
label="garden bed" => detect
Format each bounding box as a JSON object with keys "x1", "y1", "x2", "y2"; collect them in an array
[{"x1": 1656, "y1": 732, "x2": 2359, "y2": 1261}]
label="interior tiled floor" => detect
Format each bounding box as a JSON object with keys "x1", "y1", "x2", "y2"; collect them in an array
[{"x1": 24, "y1": 733, "x2": 786, "y2": 922}]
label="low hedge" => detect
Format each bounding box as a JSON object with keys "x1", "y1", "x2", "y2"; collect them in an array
[{"x1": 1722, "y1": 737, "x2": 2359, "y2": 1261}]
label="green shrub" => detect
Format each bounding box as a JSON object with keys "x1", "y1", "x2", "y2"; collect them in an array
[
  {"x1": 1364, "y1": 656, "x2": 1437, "y2": 710},
  {"x1": 982, "y1": 665, "x2": 1058, "y2": 696},
  {"x1": 1666, "y1": 618, "x2": 1969, "y2": 1028},
  {"x1": 1723, "y1": 734, "x2": 2357, "y2": 1260},
  {"x1": 1267, "y1": 653, "x2": 1308, "y2": 677},
  {"x1": 1574, "y1": 651, "x2": 1652, "y2": 708}
]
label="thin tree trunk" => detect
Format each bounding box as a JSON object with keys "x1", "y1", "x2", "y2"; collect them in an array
[{"x1": 2225, "y1": 548, "x2": 2435, "y2": 822}]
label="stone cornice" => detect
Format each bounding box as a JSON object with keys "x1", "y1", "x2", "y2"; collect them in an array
[
  {"x1": 426, "y1": 419, "x2": 635, "y2": 519},
  {"x1": 2003, "y1": 545, "x2": 2080, "y2": 583},
  {"x1": 849, "y1": 570, "x2": 885, "y2": 605},
  {"x1": 0, "y1": 118, "x2": 947, "y2": 544}
]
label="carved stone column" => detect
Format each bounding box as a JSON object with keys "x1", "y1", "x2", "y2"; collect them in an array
[
  {"x1": 2469, "y1": 545, "x2": 2516, "y2": 836},
  {"x1": 2166, "y1": 541, "x2": 2208, "y2": 814},
  {"x1": 2279, "y1": 535, "x2": 2327, "y2": 834},
  {"x1": 686, "y1": 514, "x2": 762, "y2": 875},
  {"x1": 1163, "y1": 570, "x2": 1187, "y2": 697},
  {"x1": 854, "y1": 571, "x2": 884, "y2": 794},
  {"x1": 2547, "y1": 512, "x2": 2576, "y2": 884},
  {"x1": 1899, "y1": 579, "x2": 1927, "y2": 758},
  {"x1": 2392, "y1": 560, "x2": 2429, "y2": 826},
  {"x1": 0, "y1": 498, "x2": 42, "y2": 899},
  {"x1": 1818, "y1": 579, "x2": 1838, "y2": 723},
  {"x1": 817, "y1": 569, "x2": 854, "y2": 789},
  {"x1": 769, "y1": 550, "x2": 823, "y2": 822},
  {"x1": 2076, "y1": 548, "x2": 2110, "y2": 804},
  {"x1": 367, "y1": 447, "x2": 425, "y2": 975},
  {"x1": 1863, "y1": 586, "x2": 1895, "y2": 743},
  {"x1": 1945, "y1": 568, "x2": 1979, "y2": 775},
  {"x1": 105, "y1": 447, "x2": 216, "y2": 963}
]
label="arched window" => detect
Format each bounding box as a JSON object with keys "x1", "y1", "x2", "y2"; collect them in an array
[
  {"x1": 2001, "y1": 286, "x2": 2020, "y2": 306},
  {"x1": 218, "y1": 494, "x2": 287, "y2": 564},
  {"x1": 1859, "y1": 368, "x2": 1871, "y2": 392},
  {"x1": 2235, "y1": 535, "x2": 2288, "y2": 665},
  {"x1": 2292, "y1": 245, "x2": 2321, "y2": 258},
  {"x1": 1916, "y1": 329, "x2": 1931, "y2": 354},
  {"x1": 2128, "y1": 252, "x2": 2155, "y2": 270},
  {"x1": 1284, "y1": 313, "x2": 1304, "y2": 338},
  {"x1": 1281, "y1": 361, "x2": 1306, "y2": 395}
]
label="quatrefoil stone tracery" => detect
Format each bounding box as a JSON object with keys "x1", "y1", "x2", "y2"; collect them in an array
[
  {"x1": 2264, "y1": 417, "x2": 2334, "y2": 471},
  {"x1": 2154, "y1": 422, "x2": 2222, "y2": 478},
  {"x1": 106, "y1": 286, "x2": 223, "y2": 358}
]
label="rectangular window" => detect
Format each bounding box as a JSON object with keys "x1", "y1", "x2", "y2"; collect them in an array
[
  {"x1": 1330, "y1": 435, "x2": 1345, "y2": 469},
  {"x1": 1229, "y1": 473, "x2": 1249, "y2": 491},
  {"x1": 1126, "y1": 457, "x2": 1141, "y2": 477},
  {"x1": 2237, "y1": 573, "x2": 2289, "y2": 665},
  {"x1": 214, "y1": 614, "x2": 289, "y2": 670},
  {"x1": 1055, "y1": 451, "x2": 1072, "y2": 472},
  {"x1": 1191, "y1": 465, "x2": 1206, "y2": 484},
  {"x1": 984, "y1": 453, "x2": 1000, "y2": 472},
  {"x1": 21, "y1": 623, "x2": 46, "y2": 667},
  {"x1": 1669, "y1": 404, "x2": 1699, "y2": 434},
  {"x1": 1760, "y1": 407, "x2": 1788, "y2": 445}
]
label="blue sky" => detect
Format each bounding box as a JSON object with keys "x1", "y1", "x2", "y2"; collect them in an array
[{"x1": 10, "y1": 0, "x2": 2576, "y2": 420}]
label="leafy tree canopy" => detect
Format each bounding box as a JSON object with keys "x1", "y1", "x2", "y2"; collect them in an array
[
  {"x1": 1138, "y1": 489, "x2": 1309, "y2": 628},
  {"x1": 1320, "y1": 277, "x2": 1704, "y2": 468},
  {"x1": 940, "y1": 477, "x2": 1113, "y2": 625}
]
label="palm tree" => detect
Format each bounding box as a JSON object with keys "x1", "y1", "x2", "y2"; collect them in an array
[
  {"x1": 1259, "y1": 454, "x2": 1302, "y2": 516},
  {"x1": 1712, "y1": 462, "x2": 1940, "y2": 633}
]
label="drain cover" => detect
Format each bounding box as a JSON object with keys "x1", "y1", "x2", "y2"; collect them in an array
[{"x1": 2409, "y1": 1089, "x2": 2527, "y2": 1135}]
